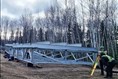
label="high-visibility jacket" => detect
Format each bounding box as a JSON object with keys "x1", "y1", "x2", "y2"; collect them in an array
[
  {"x1": 100, "y1": 51, "x2": 106, "y2": 56},
  {"x1": 102, "y1": 55, "x2": 114, "y2": 62}
]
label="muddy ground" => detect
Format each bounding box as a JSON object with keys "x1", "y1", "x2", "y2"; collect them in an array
[{"x1": 0, "y1": 53, "x2": 118, "y2": 79}]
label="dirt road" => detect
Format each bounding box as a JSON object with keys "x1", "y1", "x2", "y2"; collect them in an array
[{"x1": 0, "y1": 53, "x2": 118, "y2": 79}]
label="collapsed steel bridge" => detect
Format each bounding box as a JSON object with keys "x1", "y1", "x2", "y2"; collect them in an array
[{"x1": 5, "y1": 41, "x2": 98, "y2": 66}]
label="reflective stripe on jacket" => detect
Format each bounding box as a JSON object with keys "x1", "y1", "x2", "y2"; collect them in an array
[{"x1": 102, "y1": 55, "x2": 114, "y2": 62}]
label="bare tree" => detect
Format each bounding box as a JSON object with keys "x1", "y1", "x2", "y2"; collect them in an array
[
  {"x1": 0, "y1": 21, "x2": 2, "y2": 45},
  {"x1": 15, "y1": 28, "x2": 20, "y2": 43},
  {"x1": 9, "y1": 20, "x2": 16, "y2": 43},
  {"x1": 2, "y1": 17, "x2": 10, "y2": 45},
  {"x1": 20, "y1": 10, "x2": 33, "y2": 43}
]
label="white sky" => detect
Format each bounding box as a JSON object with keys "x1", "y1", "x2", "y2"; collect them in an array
[
  {"x1": 1, "y1": 0, "x2": 118, "y2": 19},
  {"x1": 1, "y1": 0, "x2": 56, "y2": 18}
]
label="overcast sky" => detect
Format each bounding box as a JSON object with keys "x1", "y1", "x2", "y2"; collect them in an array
[
  {"x1": 1, "y1": 0, "x2": 118, "y2": 20},
  {"x1": 1, "y1": 0, "x2": 58, "y2": 18}
]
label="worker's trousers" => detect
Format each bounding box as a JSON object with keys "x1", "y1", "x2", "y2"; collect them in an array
[
  {"x1": 106, "y1": 60, "x2": 116, "y2": 77},
  {"x1": 100, "y1": 59, "x2": 104, "y2": 75}
]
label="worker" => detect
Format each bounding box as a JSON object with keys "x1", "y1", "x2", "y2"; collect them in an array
[
  {"x1": 24, "y1": 49, "x2": 30, "y2": 59},
  {"x1": 4, "y1": 51, "x2": 10, "y2": 58},
  {"x1": 99, "y1": 46, "x2": 107, "y2": 75},
  {"x1": 101, "y1": 55, "x2": 116, "y2": 78},
  {"x1": 99, "y1": 46, "x2": 107, "y2": 57}
]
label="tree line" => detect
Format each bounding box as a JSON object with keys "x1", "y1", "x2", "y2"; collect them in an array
[{"x1": 0, "y1": 0, "x2": 118, "y2": 59}]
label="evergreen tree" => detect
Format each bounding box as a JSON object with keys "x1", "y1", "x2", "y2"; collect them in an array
[{"x1": 38, "y1": 28, "x2": 44, "y2": 41}]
